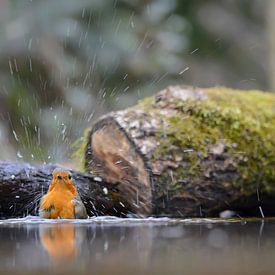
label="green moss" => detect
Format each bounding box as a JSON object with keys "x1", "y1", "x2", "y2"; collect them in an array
[
  {"x1": 154, "y1": 87, "x2": 275, "y2": 194},
  {"x1": 71, "y1": 128, "x2": 91, "y2": 171},
  {"x1": 137, "y1": 95, "x2": 154, "y2": 108}
]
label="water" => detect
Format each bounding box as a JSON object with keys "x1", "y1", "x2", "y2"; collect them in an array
[{"x1": 0, "y1": 216, "x2": 274, "y2": 275}]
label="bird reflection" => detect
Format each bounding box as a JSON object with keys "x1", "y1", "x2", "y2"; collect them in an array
[{"x1": 39, "y1": 223, "x2": 79, "y2": 266}]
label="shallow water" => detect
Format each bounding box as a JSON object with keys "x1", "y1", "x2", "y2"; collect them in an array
[{"x1": 0, "y1": 216, "x2": 274, "y2": 275}]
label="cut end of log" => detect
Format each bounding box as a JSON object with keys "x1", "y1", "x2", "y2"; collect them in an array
[{"x1": 85, "y1": 117, "x2": 152, "y2": 216}]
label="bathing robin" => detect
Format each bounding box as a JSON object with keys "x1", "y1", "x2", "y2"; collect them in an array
[{"x1": 39, "y1": 168, "x2": 87, "y2": 219}]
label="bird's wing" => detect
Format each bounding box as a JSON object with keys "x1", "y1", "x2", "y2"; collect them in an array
[{"x1": 72, "y1": 195, "x2": 87, "y2": 219}]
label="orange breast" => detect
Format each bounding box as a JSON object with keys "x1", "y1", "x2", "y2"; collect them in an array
[{"x1": 41, "y1": 180, "x2": 77, "y2": 219}]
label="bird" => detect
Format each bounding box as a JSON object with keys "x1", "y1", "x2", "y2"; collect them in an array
[{"x1": 39, "y1": 168, "x2": 87, "y2": 219}]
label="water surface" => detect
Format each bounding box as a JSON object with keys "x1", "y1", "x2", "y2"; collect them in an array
[{"x1": 0, "y1": 216, "x2": 274, "y2": 275}]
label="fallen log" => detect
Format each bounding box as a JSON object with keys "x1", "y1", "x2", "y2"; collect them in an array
[
  {"x1": 83, "y1": 85, "x2": 275, "y2": 217},
  {"x1": 0, "y1": 161, "x2": 128, "y2": 219}
]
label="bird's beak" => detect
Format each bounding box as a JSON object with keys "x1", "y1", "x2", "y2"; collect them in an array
[{"x1": 61, "y1": 179, "x2": 67, "y2": 185}]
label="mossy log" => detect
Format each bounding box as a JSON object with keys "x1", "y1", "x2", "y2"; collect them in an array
[{"x1": 83, "y1": 85, "x2": 275, "y2": 217}]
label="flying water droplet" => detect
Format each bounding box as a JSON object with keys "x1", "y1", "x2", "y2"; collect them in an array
[
  {"x1": 17, "y1": 151, "x2": 23, "y2": 159},
  {"x1": 13, "y1": 130, "x2": 19, "y2": 142},
  {"x1": 179, "y1": 67, "x2": 189, "y2": 75}
]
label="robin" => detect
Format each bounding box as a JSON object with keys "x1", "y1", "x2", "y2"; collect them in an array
[{"x1": 39, "y1": 168, "x2": 87, "y2": 219}]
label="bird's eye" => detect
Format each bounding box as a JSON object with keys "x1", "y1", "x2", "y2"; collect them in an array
[
  {"x1": 68, "y1": 175, "x2": 72, "y2": 180},
  {"x1": 57, "y1": 175, "x2": 62, "y2": 180}
]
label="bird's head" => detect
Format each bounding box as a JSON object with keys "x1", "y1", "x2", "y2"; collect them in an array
[{"x1": 50, "y1": 168, "x2": 76, "y2": 193}]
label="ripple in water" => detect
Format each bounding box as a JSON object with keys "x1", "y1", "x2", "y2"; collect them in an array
[{"x1": 0, "y1": 215, "x2": 263, "y2": 225}]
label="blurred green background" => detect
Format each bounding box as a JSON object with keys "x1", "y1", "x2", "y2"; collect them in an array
[{"x1": 0, "y1": 0, "x2": 273, "y2": 164}]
